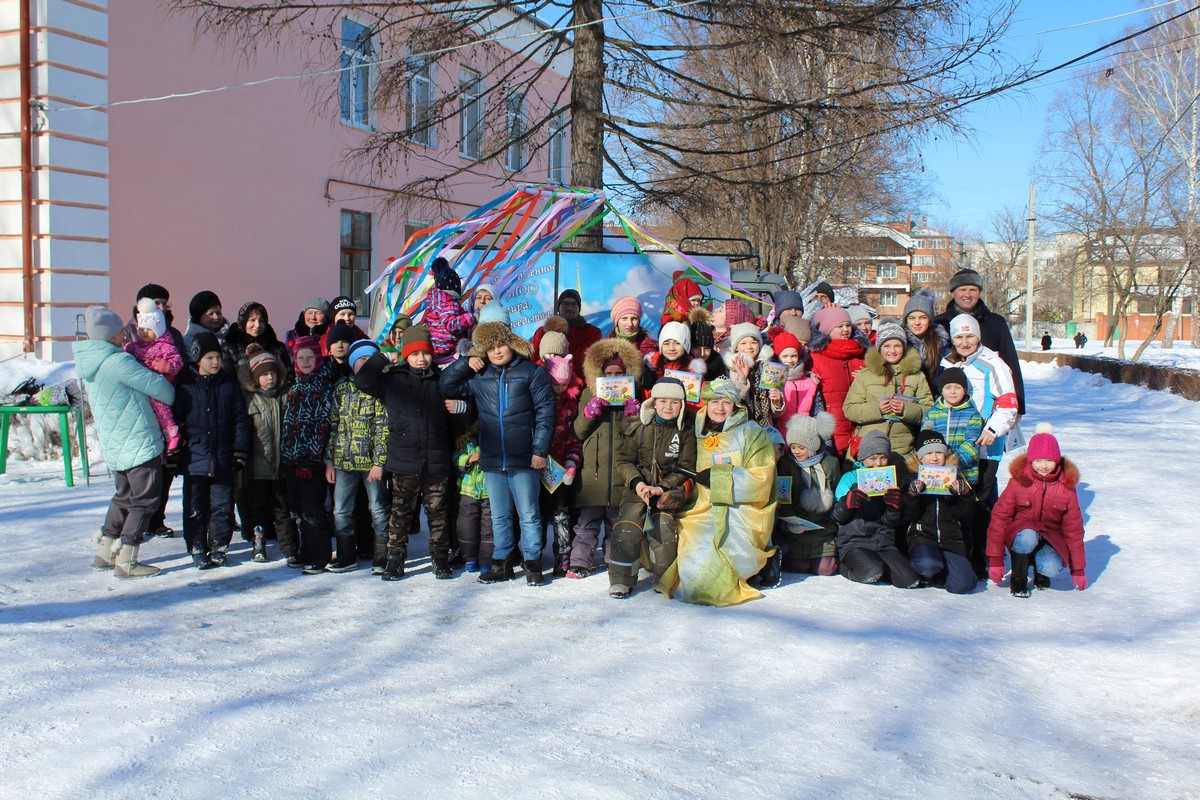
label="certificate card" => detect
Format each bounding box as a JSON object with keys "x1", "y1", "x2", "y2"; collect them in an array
[
  {"x1": 596, "y1": 376, "x2": 636, "y2": 405},
  {"x1": 541, "y1": 456, "x2": 567, "y2": 493},
  {"x1": 779, "y1": 515, "x2": 826, "y2": 533},
  {"x1": 917, "y1": 464, "x2": 957, "y2": 495},
  {"x1": 711, "y1": 449, "x2": 741, "y2": 466},
  {"x1": 664, "y1": 369, "x2": 703, "y2": 403},
  {"x1": 884, "y1": 394, "x2": 918, "y2": 422},
  {"x1": 777, "y1": 476, "x2": 793, "y2": 504},
  {"x1": 758, "y1": 362, "x2": 788, "y2": 392},
  {"x1": 857, "y1": 465, "x2": 897, "y2": 496}
]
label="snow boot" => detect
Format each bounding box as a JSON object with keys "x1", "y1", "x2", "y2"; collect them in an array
[
  {"x1": 285, "y1": 554, "x2": 304, "y2": 569},
  {"x1": 524, "y1": 560, "x2": 545, "y2": 587},
  {"x1": 552, "y1": 552, "x2": 570, "y2": 578},
  {"x1": 609, "y1": 584, "x2": 631, "y2": 599},
  {"x1": 200, "y1": 548, "x2": 227, "y2": 570},
  {"x1": 1033, "y1": 569, "x2": 1051, "y2": 590},
  {"x1": 1010, "y1": 576, "x2": 1031, "y2": 598},
  {"x1": 371, "y1": 533, "x2": 388, "y2": 575},
  {"x1": 326, "y1": 535, "x2": 358, "y2": 573},
  {"x1": 252, "y1": 526, "x2": 268, "y2": 563},
  {"x1": 431, "y1": 552, "x2": 453, "y2": 580},
  {"x1": 114, "y1": 543, "x2": 159, "y2": 579},
  {"x1": 751, "y1": 549, "x2": 783, "y2": 590},
  {"x1": 478, "y1": 557, "x2": 515, "y2": 584},
  {"x1": 381, "y1": 555, "x2": 405, "y2": 582},
  {"x1": 93, "y1": 534, "x2": 122, "y2": 570}
]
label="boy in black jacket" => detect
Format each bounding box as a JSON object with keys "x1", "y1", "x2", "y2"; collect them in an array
[{"x1": 902, "y1": 429, "x2": 977, "y2": 594}]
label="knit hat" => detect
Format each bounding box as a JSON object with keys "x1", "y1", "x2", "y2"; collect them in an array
[
  {"x1": 659, "y1": 321, "x2": 691, "y2": 353},
  {"x1": 610, "y1": 296, "x2": 642, "y2": 325},
  {"x1": 347, "y1": 339, "x2": 379, "y2": 368},
  {"x1": 650, "y1": 377, "x2": 687, "y2": 402},
  {"x1": 473, "y1": 283, "x2": 497, "y2": 303},
  {"x1": 85, "y1": 306, "x2": 123, "y2": 341},
  {"x1": 875, "y1": 321, "x2": 906, "y2": 350},
  {"x1": 786, "y1": 411, "x2": 836, "y2": 453},
  {"x1": 914, "y1": 429, "x2": 949, "y2": 459},
  {"x1": 1027, "y1": 422, "x2": 1061, "y2": 463},
  {"x1": 847, "y1": 304, "x2": 873, "y2": 325},
  {"x1": 246, "y1": 343, "x2": 279, "y2": 381},
  {"x1": 772, "y1": 331, "x2": 802, "y2": 357},
  {"x1": 539, "y1": 315, "x2": 570, "y2": 358},
  {"x1": 136, "y1": 283, "x2": 169, "y2": 302},
  {"x1": 477, "y1": 302, "x2": 511, "y2": 325},
  {"x1": 326, "y1": 322, "x2": 357, "y2": 347},
  {"x1": 303, "y1": 297, "x2": 330, "y2": 315},
  {"x1": 903, "y1": 288, "x2": 937, "y2": 323},
  {"x1": 390, "y1": 313, "x2": 414, "y2": 333},
  {"x1": 782, "y1": 316, "x2": 812, "y2": 343},
  {"x1": 401, "y1": 325, "x2": 434, "y2": 360},
  {"x1": 602, "y1": 352, "x2": 627, "y2": 372},
  {"x1": 289, "y1": 335, "x2": 324, "y2": 374},
  {"x1": 188, "y1": 290, "x2": 221, "y2": 323},
  {"x1": 688, "y1": 307, "x2": 715, "y2": 349},
  {"x1": 813, "y1": 305, "x2": 851, "y2": 334},
  {"x1": 722, "y1": 299, "x2": 756, "y2": 327},
  {"x1": 773, "y1": 290, "x2": 804, "y2": 316},
  {"x1": 855, "y1": 430, "x2": 892, "y2": 462},
  {"x1": 949, "y1": 313, "x2": 980, "y2": 340},
  {"x1": 814, "y1": 281, "x2": 836, "y2": 300},
  {"x1": 557, "y1": 288, "x2": 582, "y2": 310},
  {"x1": 949, "y1": 269, "x2": 983, "y2": 292},
  {"x1": 192, "y1": 331, "x2": 222, "y2": 359},
  {"x1": 431, "y1": 257, "x2": 462, "y2": 295},
  {"x1": 330, "y1": 296, "x2": 357, "y2": 316},
  {"x1": 700, "y1": 376, "x2": 742, "y2": 404},
  {"x1": 237, "y1": 301, "x2": 269, "y2": 329},
  {"x1": 729, "y1": 322, "x2": 762, "y2": 350},
  {"x1": 136, "y1": 297, "x2": 167, "y2": 339},
  {"x1": 938, "y1": 367, "x2": 969, "y2": 393},
  {"x1": 543, "y1": 355, "x2": 574, "y2": 386}
]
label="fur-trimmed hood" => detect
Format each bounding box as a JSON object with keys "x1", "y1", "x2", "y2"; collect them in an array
[
  {"x1": 862, "y1": 344, "x2": 924, "y2": 377},
  {"x1": 469, "y1": 321, "x2": 532, "y2": 360},
  {"x1": 722, "y1": 343, "x2": 776, "y2": 372},
  {"x1": 903, "y1": 451, "x2": 960, "y2": 476},
  {"x1": 582, "y1": 337, "x2": 643, "y2": 385},
  {"x1": 1007, "y1": 452, "x2": 1080, "y2": 489}
]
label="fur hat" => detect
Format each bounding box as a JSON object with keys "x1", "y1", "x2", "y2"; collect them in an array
[
  {"x1": 477, "y1": 302, "x2": 511, "y2": 326},
  {"x1": 915, "y1": 429, "x2": 949, "y2": 459},
  {"x1": 903, "y1": 288, "x2": 937, "y2": 323},
  {"x1": 610, "y1": 296, "x2": 642, "y2": 325},
  {"x1": 347, "y1": 339, "x2": 379, "y2": 368},
  {"x1": 949, "y1": 313, "x2": 980, "y2": 340},
  {"x1": 543, "y1": 355, "x2": 574, "y2": 386},
  {"x1": 786, "y1": 411, "x2": 836, "y2": 454},
  {"x1": 659, "y1": 321, "x2": 691, "y2": 353},
  {"x1": 856, "y1": 430, "x2": 892, "y2": 462},
  {"x1": 772, "y1": 331, "x2": 802, "y2": 357},
  {"x1": 875, "y1": 322, "x2": 907, "y2": 350},
  {"x1": 401, "y1": 325, "x2": 434, "y2": 360},
  {"x1": 135, "y1": 297, "x2": 167, "y2": 339},
  {"x1": 539, "y1": 315, "x2": 570, "y2": 358},
  {"x1": 192, "y1": 331, "x2": 222, "y2": 360},
  {"x1": 188, "y1": 290, "x2": 221, "y2": 324},
  {"x1": 245, "y1": 343, "x2": 279, "y2": 381},
  {"x1": 722, "y1": 299, "x2": 756, "y2": 327},
  {"x1": 949, "y1": 269, "x2": 983, "y2": 292},
  {"x1": 1027, "y1": 422, "x2": 1061, "y2": 463},
  {"x1": 700, "y1": 376, "x2": 742, "y2": 404},
  {"x1": 470, "y1": 321, "x2": 531, "y2": 360},
  {"x1": 327, "y1": 322, "x2": 357, "y2": 348},
  {"x1": 773, "y1": 290, "x2": 804, "y2": 315},
  {"x1": 729, "y1": 322, "x2": 762, "y2": 350},
  {"x1": 85, "y1": 306, "x2": 123, "y2": 341},
  {"x1": 688, "y1": 306, "x2": 714, "y2": 349},
  {"x1": 431, "y1": 257, "x2": 462, "y2": 295},
  {"x1": 938, "y1": 367, "x2": 969, "y2": 393},
  {"x1": 847, "y1": 304, "x2": 873, "y2": 325},
  {"x1": 782, "y1": 316, "x2": 812, "y2": 343},
  {"x1": 813, "y1": 305, "x2": 851, "y2": 334}
]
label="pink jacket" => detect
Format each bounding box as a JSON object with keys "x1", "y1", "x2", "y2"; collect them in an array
[
  {"x1": 774, "y1": 372, "x2": 820, "y2": 432},
  {"x1": 986, "y1": 454, "x2": 1086, "y2": 576},
  {"x1": 423, "y1": 288, "x2": 475, "y2": 359},
  {"x1": 124, "y1": 336, "x2": 183, "y2": 382}
]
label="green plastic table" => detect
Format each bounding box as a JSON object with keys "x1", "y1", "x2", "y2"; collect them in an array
[{"x1": 0, "y1": 405, "x2": 89, "y2": 487}]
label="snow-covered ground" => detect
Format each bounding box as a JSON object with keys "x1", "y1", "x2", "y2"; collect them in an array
[
  {"x1": 1016, "y1": 338, "x2": 1200, "y2": 371},
  {"x1": 1, "y1": 361, "x2": 1198, "y2": 799}
]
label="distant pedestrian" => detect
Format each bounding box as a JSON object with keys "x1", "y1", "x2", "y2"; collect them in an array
[
  {"x1": 1040, "y1": 331, "x2": 1052, "y2": 351},
  {"x1": 1074, "y1": 331, "x2": 1087, "y2": 349}
]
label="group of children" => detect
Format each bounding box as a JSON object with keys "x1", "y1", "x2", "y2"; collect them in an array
[{"x1": 101, "y1": 272, "x2": 1087, "y2": 604}]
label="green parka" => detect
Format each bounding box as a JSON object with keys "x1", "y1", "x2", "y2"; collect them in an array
[{"x1": 842, "y1": 346, "x2": 934, "y2": 458}]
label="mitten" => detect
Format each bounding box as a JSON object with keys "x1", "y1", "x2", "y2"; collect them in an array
[
  {"x1": 988, "y1": 566, "x2": 1005, "y2": 586},
  {"x1": 845, "y1": 488, "x2": 867, "y2": 510},
  {"x1": 907, "y1": 480, "x2": 925, "y2": 496},
  {"x1": 563, "y1": 466, "x2": 576, "y2": 486},
  {"x1": 950, "y1": 478, "x2": 970, "y2": 495},
  {"x1": 1073, "y1": 574, "x2": 1088, "y2": 591},
  {"x1": 584, "y1": 396, "x2": 606, "y2": 419},
  {"x1": 883, "y1": 488, "x2": 903, "y2": 509},
  {"x1": 623, "y1": 397, "x2": 641, "y2": 417}
]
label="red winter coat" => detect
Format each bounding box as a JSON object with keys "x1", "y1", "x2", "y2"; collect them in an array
[
  {"x1": 809, "y1": 335, "x2": 866, "y2": 457},
  {"x1": 986, "y1": 454, "x2": 1086, "y2": 576},
  {"x1": 531, "y1": 322, "x2": 601, "y2": 377},
  {"x1": 549, "y1": 374, "x2": 584, "y2": 469}
]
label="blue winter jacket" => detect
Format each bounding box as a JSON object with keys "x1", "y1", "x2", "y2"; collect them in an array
[
  {"x1": 72, "y1": 338, "x2": 175, "y2": 471},
  {"x1": 440, "y1": 354, "x2": 555, "y2": 472},
  {"x1": 172, "y1": 366, "x2": 251, "y2": 479}
]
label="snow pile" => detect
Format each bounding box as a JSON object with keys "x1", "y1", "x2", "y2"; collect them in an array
[
  {"x1": 1017, "y1": 339, "x2": 1200, "y2": 371},
  {"x1": 0, "y1": 361, "x2": 1197, "y2": 798}
]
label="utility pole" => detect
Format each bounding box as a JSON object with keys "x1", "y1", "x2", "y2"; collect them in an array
[{"x1": 1025, "y1": 183, "x2": 1036, "y2": 354}]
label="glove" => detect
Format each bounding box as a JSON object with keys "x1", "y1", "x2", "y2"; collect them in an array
[
  {"x1": 656, "y1": 484, "x2": 690, "y2": 512},
  {"x1": 693, "y1": 470, "x2": 712, "y2": 488},
  {"x1": 988, "y1": 566, "x2": 1005, "y2": 586},
  {"x1": 623, "y1": 398, "x2": 641, "y2": 417},
  {"x1": 1073, "y1": 574, "x2": 1088, "y2": 591},
  {"x1": 950, "y1": 478, "x2": 970, "y2": 495},
  {"x1": 845, "y1": 488, "x2": 867, "y2": 510},
  {"x1": 584, "y1": 396, "x2": 606, "y2": 419},
  {"x1": 883, "y1": 488, "x2": 903, "y2": 509},
  {"x1": 907, "y1": 480, "x2": 925, "y2": 496},
  {"x1": 233, "y1": 452, "x2": 247, "y2": 471},
  {"x1": 562, "y1": 466, "x2": 576, "y2": 486}
]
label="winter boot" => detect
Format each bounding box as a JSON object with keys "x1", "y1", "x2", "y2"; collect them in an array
[
  {"x1": 431, "y1": 551, "x2": 453, "y2": 580},
  {"x1": 552, "y1": 552, "x2": 570, "y2": 578},
  {"x1": 252, "y1": 526, "x2": 268, "y2": 563},
  {"x1": 381, "y1": 555, "x2": 406, "y2": 582},
  {"x1": 200, "y1": 548, "x2": 227, "y2": 569},
  {"x1": 524, "y1": 560, "x2": 545, "y2": 587},
  {"x1": 147, "y1": 525, "x2": 174, "y2": 539},
  {"x1": 478, "y1": 557, "x2": 515, "y2": 584},
  {"x1": 1010, "y1": 576, "x2": 1031, "y2": 598},
  {"x1": 752, "y1": 549, "x2": 783, "y2": 590},
  {"x1": 114, "y1": 543, "x2": 160, "y2": 579},
  {"x1": 93, "y1": 534, "x2": 122, "y2": 570},
  {"x1": 371, "y1": 533, "x2": 388, "y2": 575},
  {"x1": 1033, "y1": 568, "x2": 1051, "y2": 590},
  {"x1": 326, "y1": 535, "x2": 359, "y2": 573},
  {"x1": 609, "y1": 584, "x2": 631, "y2": 599}
]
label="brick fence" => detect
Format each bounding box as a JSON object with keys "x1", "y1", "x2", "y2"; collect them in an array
[{"x1": 1018, "y1": 351, "x2": 1200, "y2": 401}]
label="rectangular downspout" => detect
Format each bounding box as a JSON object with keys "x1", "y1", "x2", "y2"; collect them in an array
[{"x1": 20, "y1": 0, "x2": 34, "y2": 354}]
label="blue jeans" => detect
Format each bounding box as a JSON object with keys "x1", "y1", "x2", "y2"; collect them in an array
[
  {"x1": 484, "y1": 468, "x2": 543, "y2": 561},
  {"x1": 1011, "y1": 528, "x2": 1065, "y2": 575},
  {"x1": 909, "y1": 544, "x2": 977, "y2": 594},
  {"x1": 332, "y1": 469, "x2": 390, "y2": 539}
]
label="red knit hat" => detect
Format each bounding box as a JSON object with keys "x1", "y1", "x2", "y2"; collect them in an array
[
  {"x1": 401, "y1": 325, "x2": 434, "y2": 361},
  {"x1": 1027, "y1": 423, "x2": 1061, "y2": 463},
  {"x1": 289, "y1": 335, "x2": 325, "y2": 375},
  {"x1": 772, "y1": 331, "x2": 802, "y2": 356},
  {"x1": 722, "y1": 299, "x2": 756, "y2": 327}
]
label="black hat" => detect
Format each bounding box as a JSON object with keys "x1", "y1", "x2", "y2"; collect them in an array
[
  {"x1": 814, "y1": 281, "x2": 835, "y2": 300},
  {"x1": 557, "y1": 289, "x2": 582, "y2": 309},
  {"x1": 431, "y1": 257, "x2": 462, "y2": 295},
  {"x1": 949, "y1": 269, "x2": 983, "y2": 292},
  {"x1": 137, "y1": 283, "x2": 169, "y2": 302},
  {"x1": 938, "y1": 367, "x2": 969, "y2": 393},
  {"x1": 189, "y1": 290, "x2": 222, "y2": 323},
  {"x1": 327, "y1": 321, "x2": 357, "y2": 347},
  {"x1": 237, "y1": 301, "x2": 268, "y2": 329},
  {"x1": 915, "y1": 429, "x2": 949, "y2": 459},
  {"x1": 330, "y1": 296, "x2": 357, "y2": 315},
  {"x1": 192, "y1": 331, "x2": 222, "y2": 359}
]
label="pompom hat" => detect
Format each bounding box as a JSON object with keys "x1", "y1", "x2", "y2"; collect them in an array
[
  {"x1": 610, "y1": 296, "x2": 643, "y2": 325},
  {"x1": 1027, "y1": 422, "x2": 1061, "y2": 463}
]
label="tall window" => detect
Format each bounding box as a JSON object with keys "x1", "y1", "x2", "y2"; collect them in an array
[
  {"x1": 406, "y1": 51, "x2": 436, "y2": 147},
  {"x1": 548, "y1": 109, "x2": 568, "y2": 183},
  {"x1": 459, "y1": 68, "x2": 483, "y2": 160},
  {"x1": 880, "y1": 290, "x2": 898, "y2": 307},
  {"x1": 340, "y1": 211, "x2": 372, "y2": 311},
  {"x1": 505, "y1": 93, "x2": 526, "y2": 172},
  {"x1": 878, "y1": 263, "x2": 897, "y2": 279},
  {"x1": 340, "y1": 18, "x2": 374, "y2": 129}
]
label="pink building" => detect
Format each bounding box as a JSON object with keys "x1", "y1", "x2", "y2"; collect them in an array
[{"x1": 0, "y1": 1, "x2": 571, "y2": 359}]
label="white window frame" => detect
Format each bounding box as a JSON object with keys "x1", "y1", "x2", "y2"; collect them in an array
[
  {"x1": 406, "y1": 50, "x2": 436, "y2": 148},
  {"x1": 339, "y1": 18, "x2": 374, "y2": 130},
  {"x1": 913, "y1": 254, "x2": 935, "y2": 267},
  {"x1": 505, "y1": 92, "x2": 526, "y2": 172},
  {"x1": 878, "y1": 263, "x2": 897, "y2": 279},
  {"x1": 548, "y1": 109, "x2": 568, "y2": 184},
  {"x1": 880, "y1": 290, "x2": 899, "y2": 307},
  {"x1": 459, "y1": 67, "x2": 483, "y2": 160}
]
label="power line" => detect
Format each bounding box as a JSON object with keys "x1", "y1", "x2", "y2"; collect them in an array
[{"x1": 1033, "y1": 0, "x2": 1188, "y2": 36}]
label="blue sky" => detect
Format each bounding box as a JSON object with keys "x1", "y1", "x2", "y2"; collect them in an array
[{"x1": 920, "y1": 0, "x2": 1177, "y2": 237}]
